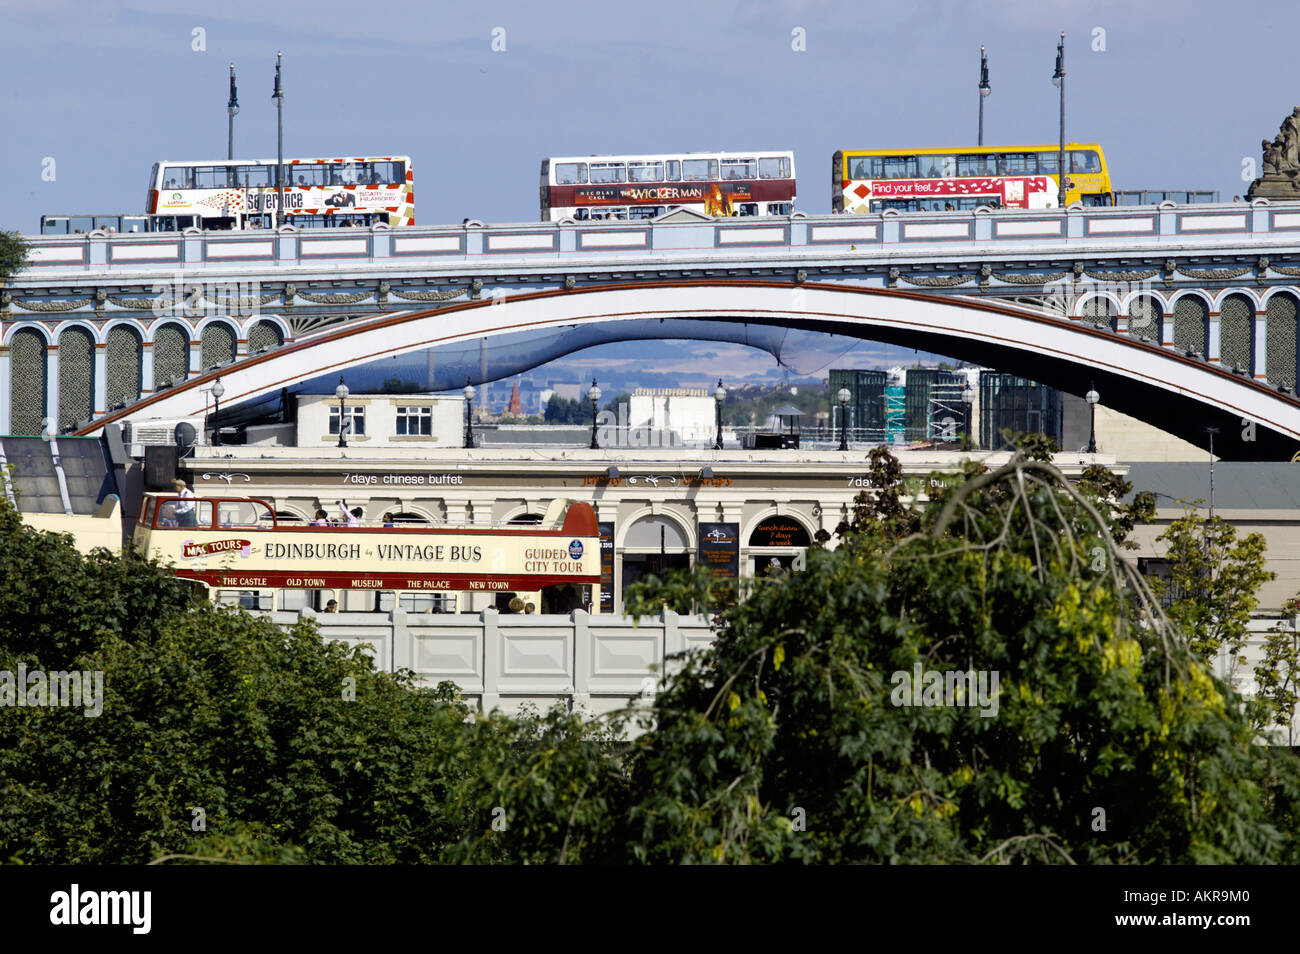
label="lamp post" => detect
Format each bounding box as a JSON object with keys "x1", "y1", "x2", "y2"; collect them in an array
[
  {"x1": 335, "y1": 376, "x2": 349, "y2": 448},
  {"x1": 210, "y1": 377, "x2": 225, "y2": 446},
  {"x1": 1052, "y1": 33, "x2": 1066, "y2": 209},
  {"x1": 272, "y1": 52, "x2": 284, "y2": 228},
  {"x1": 977, "y1": 46, "x2": 990, "y2": 146},
  {"x1": 713, "y1": 378, "x2": 726, "y2": 450},
  {"x1": 463, "y1": 377, "x2": 476, "y2": 449},
  {"x1": 588, "y1": 378, "x2": 602, "y2": 450},
  {"x1": 837, "y1": 386, "x2": 851, "y2": 451},
  {"x1": 1085, "y1": 382, "x2": 1099, "y2": 454},
  {"x1": 227, "y1": 64, "x2": 239, "y2": 161},
  {"x1": 1206, "y1": 426, "x2": 1219, "y2": 520},
  {"x1": 961, "y1": 385, "x2": 976, "y2": 450}
]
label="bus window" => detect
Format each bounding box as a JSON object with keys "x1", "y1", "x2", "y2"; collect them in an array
[
  {"x1": 1002, "y1": 153, "x2": 1036, "y2": 174},
  {"x1": 759, "y1": 156, "x2": 791, "y2": 179},
  {"x1": 217, "y1": 500, "x2": 273, "y2": 528},
  {"x1": 556, "y1": 162, "x2": 587, "y2": 185},
  {"x1": 665, "y1": 160, "x2": 680, "y2": 181},
  {"x1": 1069, "y1": 150, "x2": 1101, "y2": 173},
  {"x1": 735, "y1": 203, "x2": 759, "y2": 216},
  {"x1": 41, "y1": 216, "x2": 70, "y2": 234},
  {"x1": 721, "y1": 158, "x2": 756, "y2": 180},
  {"x1": 881, "y1": 155, "x2": 918, "y2": 179},
  {"x1": 191, "y1": 167, "x2": 227, "y2": 189},
  {"x1": 156, "y1": 499, "x2": 212, "y2": 528},
  {"x1": 70, "y1": 216, "x2": 94, "y2": 234},
  {"x1": 956, "y1": 154, "x2": 991, "y2": 176},
  {"x1": 239, "y1": 165, "x2": 271, "y2": 188},
  {"x1": 627, "y1": 161, "x2": 663, "y2": 182},
  {"x1": 628, "y1": 206, "x2": 664, "y2": 220},
  {"x1": 682, "y1": 158, "x2": 717, "y2": 181},
  {"x1": 122, "y1": 216, "x2": 149, "y2": 233},
  {"x1": 766, "y1": 202, "x2": 793, "y2": 215},
  {"x1": 589, "y1": 162, "x2": 626, "y2": 184}
]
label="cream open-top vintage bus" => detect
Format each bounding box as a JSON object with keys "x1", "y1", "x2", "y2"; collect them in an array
[{"x1": 133, "y1": 493, "x2": 602, "y2": 613}]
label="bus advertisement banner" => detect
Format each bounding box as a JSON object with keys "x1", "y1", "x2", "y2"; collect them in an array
[
  {"x1": 149, "y1": 528, "x2": 601, "y2": 593},
  {"x1": 863, "y1": 176, "x2": 1050, "y2": 205}
]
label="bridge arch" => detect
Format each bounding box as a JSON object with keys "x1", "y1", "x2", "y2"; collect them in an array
[{"x1": 83, "y1": 280, "x2": 1300, "y2": 460}]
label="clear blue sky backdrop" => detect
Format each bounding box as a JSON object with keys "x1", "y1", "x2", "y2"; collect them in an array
[{"x1": 3, "y1": 0, "x2": 1295, "y2": 234}]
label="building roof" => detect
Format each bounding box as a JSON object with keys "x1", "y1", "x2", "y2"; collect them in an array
[
  {"x1": 1124, "y1": 462, "x2": 1300, "y2": 510},
  {"x1": 0, "y1": 436, "x2": 119, "y2": 515}
]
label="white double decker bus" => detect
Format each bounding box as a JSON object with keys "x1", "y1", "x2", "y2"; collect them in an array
[{"x1": 145, "y1": 155, "x2": 415, "y2": 229}]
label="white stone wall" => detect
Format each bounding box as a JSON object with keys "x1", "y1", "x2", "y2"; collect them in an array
[{"x1": 295, "y1": 394, "x2": 464, "y2": 449}]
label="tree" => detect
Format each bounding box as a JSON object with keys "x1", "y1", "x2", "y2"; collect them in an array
[
  {"x1": 1152, "y1": 507, "x2": 1274, "y2": 667},
  {"x1": 1256, "y1": 598, "x2": 1300, "y2": 745},
  {"x1": 544, "y1": 395, "x2": 583, "y2": 425},
  {"x1": 0, "y1": 231, "x2": 27, "y2": 283},
  {"x1": 584, "y1": 453, "x2": 1300, "y2": 863},
  {"x1": 0, "y1": 499, "x2": 508, "y2": 864}
]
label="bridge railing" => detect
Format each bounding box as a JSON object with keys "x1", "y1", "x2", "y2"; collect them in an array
[{"x1": 19, "y1": 200, "x2": 1296, "y2": 274}]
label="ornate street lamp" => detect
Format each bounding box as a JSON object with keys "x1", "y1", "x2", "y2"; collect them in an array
[
  {"x1": 1085, "y1": 382, "x2": 1099, "y2": 454},
  {"x1": 211, "y1": 377, "x2": 225, "y2": 446},
  {"x1": 961, "y1": 384, "x2": 976, "y2": 450},
  {"x1": 978, "y1": 46, "x2": 991, "y2": 146},
  {"x1": 272, "y1": 52, "x2": 285, "y2": 228},
  {"x1": 335, "y1": 376, "x2": 349, "y2": 448},
  {"x1": 588, "y1": 378, "x2": 602, "y2": 450},
  {"x1": 1052, "y1": 33, "x2": 1066, "y2": 209},
  {"x1": 837, "y1": 386, "x2": 851, "y2": 451},
  {"x1": 713, "y1": 378, "x2": 726, "y2": 450},
  {"x1": 463, "y1": 377, "x2": 477, "y2": 449},
  {"x1": 227, "y1": 64, "x2": 239, "y2": 161}
]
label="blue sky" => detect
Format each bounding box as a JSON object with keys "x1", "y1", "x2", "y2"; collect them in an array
[
  {"x1": 4, "y1": 0, "x2": 1295, "y2": 232},
  {"x1": 4, "y1": 0, "x2": 1296, "y2": 389}
]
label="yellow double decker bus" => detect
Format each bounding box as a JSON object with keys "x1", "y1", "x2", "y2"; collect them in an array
[{"x1": 832, "y1": 143, "x2": 1114, "y2": 213}]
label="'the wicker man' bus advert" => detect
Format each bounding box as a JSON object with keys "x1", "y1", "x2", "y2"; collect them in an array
[{"x1": 134, "y1": 493, "x2": 601, "y2": 611}]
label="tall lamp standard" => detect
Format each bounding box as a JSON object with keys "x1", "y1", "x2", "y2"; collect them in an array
[
  {"x1": 588, "y1": 378, "x2": 602, "y2": 450},
  {"x1": 272, "y1": 52, "x2": 284, "y2": 228},
  {"x1": 335, "y1": 376, "x2": 349, "y2": 448},
  {"x1": 977, "y1": 46, "x2": 990, "y2": 146},
  {"x1": 463, "y1": 377, "x2": 476, "y2": 449},
  {"x1": 961, "y1": 384, "x2": 976, "y2": 450},
  {"x1": 1085, "y1": 382, "x2": 1099, "y2": 454},
  {"x1": 837, "y1": 387, "x2": 851, "y2": 451},
  {"x1": 1052, "y1": 33, "x2": 1066, "y2": 209},
  {"x1": 713, "y1": 378, "x2": 726, "y2": 450},
  {"x1": 227, "y1": 64, "x2": 239, "y2": 161},
  {"x1": 210, "y1": 377, "x2": 225, "y2": 446}
]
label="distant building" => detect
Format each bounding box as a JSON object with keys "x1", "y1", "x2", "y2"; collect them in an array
[
  {"x1": 242, "y1": 393, "x2": 465, "y2": 448},
  {"x1": 628, "y1": 388, "x2": 715, "y2": 445}
]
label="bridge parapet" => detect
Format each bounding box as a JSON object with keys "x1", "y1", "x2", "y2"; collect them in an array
[{"x1": 14, "y1": 201, "x2": 1300, "y2": 279}]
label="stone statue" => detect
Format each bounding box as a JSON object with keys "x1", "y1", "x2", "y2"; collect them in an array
[
  {"x1": 1248, "y1": 106, "x2": 1300, "y2": 198},
  {"x1": 1284, "y1": 107, "x2": 1300, "y2": 171}
]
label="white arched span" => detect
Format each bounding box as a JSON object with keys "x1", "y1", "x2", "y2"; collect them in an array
[{"x1": 78, "y1": 281, "x2": 1300, "y2": 459}]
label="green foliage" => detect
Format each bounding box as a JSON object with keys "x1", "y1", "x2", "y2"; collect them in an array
[
  {"x1": 1152, "y1": 507, "x2": 1274, "y2": 665},
  {"x1": 0, "y1": 500, "x2": 555, "y2": 864},
  {"x1": 553, "y1": 454, "x2": 1300, "y2": 863},
  {"x1": 544, "y1": 395, "x2": 586, "y2": 425},
  {"x1": 1256, "y1": 601, "x2": 1300, "y2": 745},
  {"x1": 4, "y1": 451, "x2": 1296, "y2": 865},
  {"x1": 0, "y1": 231, "x2": 28, "y2": 282}
]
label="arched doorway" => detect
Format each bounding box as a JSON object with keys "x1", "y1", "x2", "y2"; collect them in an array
[
  {"x1": 747, "y1": 515, "x2": 811, "y2": 576},
  {"x1": 621, "y1": 514, "x2": 691, "y2": 601}
]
